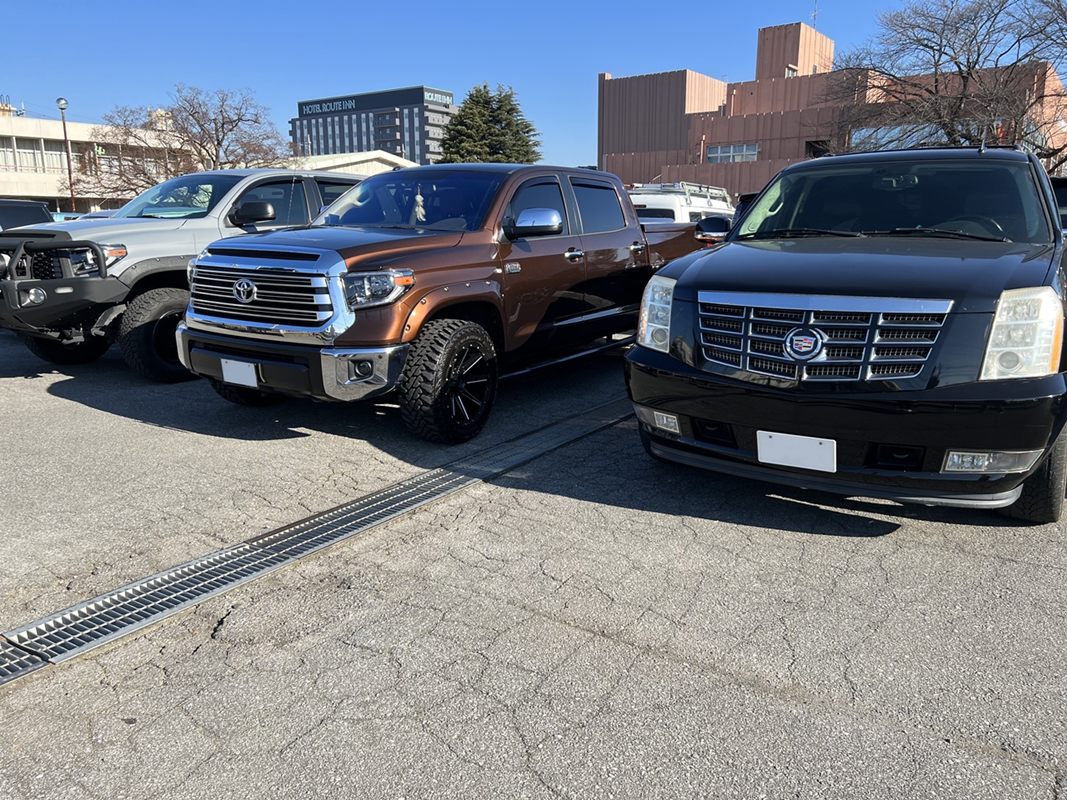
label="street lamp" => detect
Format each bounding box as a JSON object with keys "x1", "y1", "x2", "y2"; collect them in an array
[{"x1": 55, "y1": 97, "x2": 75, "y2": 213}]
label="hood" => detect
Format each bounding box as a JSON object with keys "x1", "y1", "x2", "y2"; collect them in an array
[
  {"x1": 672, "y1": 238, "x2": 1057, "y2": 313},
  {"x1": 212, "y1": 225, "x2": 465, "y2": 265},
  {"x1": 1, "y1": 217, "x2": 189, "y2": 242}
]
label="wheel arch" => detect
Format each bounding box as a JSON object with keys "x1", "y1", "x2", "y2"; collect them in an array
[{"x1": 403, "y1": 284, "x2": 505, "y2": 355}]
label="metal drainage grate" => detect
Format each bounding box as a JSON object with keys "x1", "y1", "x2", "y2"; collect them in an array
[
  {"x1": 0, "y1": 397, "x2": 633, "y2": 683},
  {"x1": 0, "y1": 639, "x2": 47, "y2": 685}
]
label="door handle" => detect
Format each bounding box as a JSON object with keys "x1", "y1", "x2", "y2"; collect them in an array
[
  {"x1": 564, "y1": 249, "x2": 584, "y2": 261},
  {"x1": 629, "y1": 242, "x2": 647, "y2": 253}
]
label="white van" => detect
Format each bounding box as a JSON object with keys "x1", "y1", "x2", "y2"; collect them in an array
[{"x1": 627, "y1": 182, "x2": 734, "y2": 223}]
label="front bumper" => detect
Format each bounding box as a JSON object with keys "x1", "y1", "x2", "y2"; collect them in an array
[
  {"x1": 625, "y1": 346, "x2": 1067, "y2": 509},
  {"x1": 177, "y1": 322, "x2": 408, "y2": 402},
  {"x1": 0, "y1": 239, "x2": 127, "y2": 333}
]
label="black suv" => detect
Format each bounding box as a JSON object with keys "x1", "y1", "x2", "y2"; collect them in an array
[{"x1": 626, "y1": 147, "x2": 1067, "y2": 523}]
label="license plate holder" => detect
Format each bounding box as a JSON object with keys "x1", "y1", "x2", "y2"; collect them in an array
[
  {"x1": 757, "y1": 430, "x2": 837, "y2": 473},
  {"x1": 220, "y1": 358, "x2": 259, "y2": 388}
]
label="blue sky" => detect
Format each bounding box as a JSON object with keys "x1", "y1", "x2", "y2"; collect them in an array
[{"x1": 7, "y1": 0, "x2": 899, "y2": 165}]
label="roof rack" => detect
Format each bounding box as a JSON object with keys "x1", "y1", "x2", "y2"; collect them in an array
[{"x1": 626, "y1": 182, "x2": 730, "y2": 201}]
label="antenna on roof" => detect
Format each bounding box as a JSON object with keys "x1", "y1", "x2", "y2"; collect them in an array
[{"x1": 811, "y1": 0, "x2": 819, "y2": 29}]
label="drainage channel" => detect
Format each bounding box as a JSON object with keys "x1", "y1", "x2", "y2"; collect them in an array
[{"x1": 0, "y1": 397, "x2": 634, "y2": 687}]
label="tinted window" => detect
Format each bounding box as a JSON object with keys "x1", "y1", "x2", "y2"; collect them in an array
[
  {"x1": 0, "y1": 204, "x2": 52, "y2": 229},
  {"x1": 317, "y1": 179, "x2": 359, "y2": 208},
  {"x1": 636, "y1": 208, "x2": 676, "y2": 220},
  {"x1": 510, "y1": 179, "x2": 568, "y2": 234},
  {"x1": 1052, "y1": 180, "x2": 1067, "y2": 229},
  {"x1": 572, "y1": 180, "x2": 625, "y2": 233},
  {"x1": 240, "y1": 179, "x2": 309, "y2": 226}
]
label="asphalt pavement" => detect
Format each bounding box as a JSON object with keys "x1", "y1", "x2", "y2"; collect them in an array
[{"x1": 0, "y1": 328, "x2": 1064, "y2": 799}]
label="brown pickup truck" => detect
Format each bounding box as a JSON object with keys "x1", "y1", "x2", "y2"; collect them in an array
[{"x1": 177, "y1": 164, "x2": 699, "y2": 442}]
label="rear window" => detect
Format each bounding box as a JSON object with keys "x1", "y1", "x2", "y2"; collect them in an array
[{"x1": 0, "y1": 204, "x2": 52, "y2": 229}]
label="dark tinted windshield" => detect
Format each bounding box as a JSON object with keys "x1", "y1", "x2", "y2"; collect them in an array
[
  {"x1": 0, "y1": 203, "x2": 52, "y2": 229},
  {"x1": 114, "y1": 173, "x2": 244, "y2": 220},
  {"x1": 316, "y1": 170, "x2": 506, "y2": 232},
  {"x1": 736, "y1": 158, "x2": 1052, "y2": 244}
]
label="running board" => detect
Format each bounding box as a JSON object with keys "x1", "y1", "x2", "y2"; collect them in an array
[{"x1": 502, "y1": 334, "x2": 635, "y2": 380}]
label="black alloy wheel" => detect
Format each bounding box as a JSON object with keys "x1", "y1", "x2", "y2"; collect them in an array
[{"x1": 399, "y1": 318, "x2": 499, "y2": 443}]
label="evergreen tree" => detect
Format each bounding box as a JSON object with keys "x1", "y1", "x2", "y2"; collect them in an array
[{"x1": 439, "y1": 83, "x2": 541, "y2": 164}]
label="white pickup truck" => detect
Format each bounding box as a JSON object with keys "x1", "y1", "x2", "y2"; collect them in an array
[
  {"x1": 0, "y1": 169, "x2": 362, "y2": 381},
  {"x1": 627, "y1": 182, "x2": 734, "y2": 224}
]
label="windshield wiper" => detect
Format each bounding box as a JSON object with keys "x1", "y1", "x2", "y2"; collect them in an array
[
  {"x1": 867, "y1": 227, "x2": 1011, "y2": 242},
  {"x1": 736, "y1": 227, "x2": 865, "y2": 239}
]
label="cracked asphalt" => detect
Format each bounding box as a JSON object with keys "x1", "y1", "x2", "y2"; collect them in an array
[{"x1": 1, "y1": 328, "x2": 1066, "y2": 799}]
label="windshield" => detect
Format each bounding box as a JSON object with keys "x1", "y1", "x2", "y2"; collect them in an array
[
  {"x1": 736, "y1": 158, "x2": 1052, "y2": 244},
  {"x1": 315, "y1": 170, "x2": 506, "y2": 232},
  {"x1": 113, "y1": 173, "x2": 244, "y2": 220}
]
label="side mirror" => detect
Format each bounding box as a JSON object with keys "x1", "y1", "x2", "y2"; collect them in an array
[
  {"x1": 503, "y1": 208, "x2": 563, "y2": 240},
  {"x1": 230, "y1": 201, "x2": 276, "y2": 227},
  {"x1": 695, "y1": 215, "x2": 731, "y2": 243}
]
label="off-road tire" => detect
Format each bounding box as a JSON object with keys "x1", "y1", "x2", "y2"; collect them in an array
[
  {"x1": 209, "y1": 378, "x2": 286, "y2": 407},
  {"x1": 22, "y1": 334, "x2": 110, "y2": 365},
  {"x1": 118, "y1": 287, "x2": 196, "y2": 383},
  {"x1": 999, "y1": 426, "x2": 1067, "y2": 524},
  {"x1": 399, "y1": 318, "x2": 499, "y2": 443}
]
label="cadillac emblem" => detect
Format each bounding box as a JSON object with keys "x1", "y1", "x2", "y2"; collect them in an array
[
  {"x1": 232, "y1": 278, "x2": 258, "y2": 304},
  {"x1": 784, "y1": 327, "x2": 825, "y2": 360}
]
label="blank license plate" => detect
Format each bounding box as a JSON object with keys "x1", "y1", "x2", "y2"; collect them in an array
[
  {"x1": 757, "y1": 430, "x2": 837, "y2": 473},
  {"x1": 220, "y1": 358, "x2": 258, "y2": 388}
]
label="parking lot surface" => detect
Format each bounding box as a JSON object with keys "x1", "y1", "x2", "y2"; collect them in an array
[{"x1": 0, "y1": 329, "x2": 1065, "y2": 799}]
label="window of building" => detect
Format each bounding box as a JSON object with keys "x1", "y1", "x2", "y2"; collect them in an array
[
  {"x1": 43, "y1": 140, "x2": 67, "y2": 173},
  {"x1": 706, "y1": 143, "x2": 758, "y2": 164},
  {"x1": 786, "y1": 66, "x2": 798, "y2": 78},
  {"x1": 0, "y1": 137, "x2": 15, "y2": 171},
  {"x1": 570, "y1": 179, "x2": 625, "y2": 233},
  {"x1": 15, "y1": 138, "x2": 42, "y2": 171}
]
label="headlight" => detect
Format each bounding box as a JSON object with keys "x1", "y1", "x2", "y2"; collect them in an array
[
  {"x1": 980, "y1": 287, "x2": 1063, "y2": 380},
  {"x1": 637, "y1": 275, "x2": 676, "y2": 352},
  {"x1": 188, "y1": 247, "x2": 209, "y2": 284},
  {"x1": 99, "y1": 243, "x2": 127, "y2": 271},
  {"x1": 342, "y1": 269, "x2": 415, "y2": 310}
]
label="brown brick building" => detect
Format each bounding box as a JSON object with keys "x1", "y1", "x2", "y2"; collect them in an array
[{"x1": 598, "y1": 22, "x2": 839, "y2": 196}]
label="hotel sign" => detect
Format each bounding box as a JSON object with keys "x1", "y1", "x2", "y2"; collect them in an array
[
  {"x1": 301, "y1": 98, "x2": 357, "y2": 116},
  {"x1": 424, "y1": 91, "x2": 452, "y2": 105}
]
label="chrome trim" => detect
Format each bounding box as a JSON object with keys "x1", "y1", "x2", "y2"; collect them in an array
[
  {"x1": 697, "y1": 293, "x2": 950, "y2": 384},
  {"x1": 697, "y1": 291, "x2": 954, "y2": 315},
  {"x1": 185, "y1": 249, "x2": 355, "y2": 346},
  {"x1": 320, "y1": 345, "x2": 409, "y2": 401},
  {"x1": 554, "y1": 303, "x2": 640, "y2": 326}
]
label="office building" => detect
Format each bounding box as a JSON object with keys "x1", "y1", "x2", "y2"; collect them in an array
[{"x1": 290, "y1": 86, "x2": 455, "y2": 165}]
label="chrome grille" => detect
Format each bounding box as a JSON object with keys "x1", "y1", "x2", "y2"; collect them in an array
[
  {"x1": 190, "y1": 264, "x2": 333, "y2": 326},
  {"x1": 697, "y1": 292, "x2": 952, "y2": 383}
]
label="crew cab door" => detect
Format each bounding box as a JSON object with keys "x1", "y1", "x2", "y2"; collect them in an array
[
  {"x1": 569, "y1": 176, "x2": 649, "y2": 330},
  {"x1": 209, "y1": 177, "x2": 316, "y2": 247},
  {"x1": 498, "y1": 175, "x2": 590, "y2": 350}
]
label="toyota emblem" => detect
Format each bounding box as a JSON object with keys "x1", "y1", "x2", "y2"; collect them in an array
[{"x1": 232, "y1": 278, "x2": 258, "y2": 304}]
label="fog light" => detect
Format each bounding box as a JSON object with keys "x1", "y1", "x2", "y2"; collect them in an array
[
  {"x1": 354, "y1": 360, "x2": 374, "y2": 378},
  {"x1": 942, "y1": 449, "x2": 1043, "y2": 473},
  {"x1": 634, "y1": 404, "x2": 680, "y2": 433},
  {"x1": 20, "y1": 287, "x2": 46, "y2": 306}
]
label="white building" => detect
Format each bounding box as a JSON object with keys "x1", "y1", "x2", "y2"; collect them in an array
[{"x1": 0, "y1": 103, "x2": 103, "y2": 212}]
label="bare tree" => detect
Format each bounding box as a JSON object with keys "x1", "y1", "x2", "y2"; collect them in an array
[
  {"x1": 824, "y1": 0, "x2": 1067, "y2": 169},
  {"x1": 71, "y1": 85, "x2": 292, "y2": 202}
]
